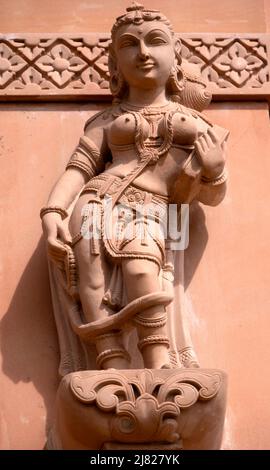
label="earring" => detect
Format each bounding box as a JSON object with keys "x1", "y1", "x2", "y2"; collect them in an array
[
  {"x1": 109, "y1": 69, "x2": 126, "y2": 97},
  {"x1": 169, "y1": 65, "x2": 186, "y2": 94}
]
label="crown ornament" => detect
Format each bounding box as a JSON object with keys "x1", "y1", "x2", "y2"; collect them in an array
[{"x1": 111, "y1": 2, "x2": 173, "y2": 40}]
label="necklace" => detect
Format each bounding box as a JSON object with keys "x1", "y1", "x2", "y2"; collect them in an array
[
  {"x1": 120, "y1": 101, "x2": 175, "y2": 116},
  {"x1": 128, "y1": 110, "x2": 174, "y2": 164}
]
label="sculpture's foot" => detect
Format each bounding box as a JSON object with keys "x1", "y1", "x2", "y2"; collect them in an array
[{"x1": 48, "y1": 368, "x2": 227, "y2": 450}]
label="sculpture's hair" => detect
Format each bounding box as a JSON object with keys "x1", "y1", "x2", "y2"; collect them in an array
[
  {"x1": 109, "y1": 2, "x2": 211, "y2": 111},
  {"x1": 111, "y1": 3, "x2": 174, "y2": 42}
]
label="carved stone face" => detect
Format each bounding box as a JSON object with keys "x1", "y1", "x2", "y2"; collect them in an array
[{"x1": 114, "y1": 21, "x2": 175, "y2": 90}]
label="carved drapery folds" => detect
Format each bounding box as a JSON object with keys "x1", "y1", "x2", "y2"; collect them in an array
[{"x1": 0, "y1": 33, "x2": 269, "y2": 100}]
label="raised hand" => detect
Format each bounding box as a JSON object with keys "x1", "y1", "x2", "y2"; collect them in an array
[{"x1": 194, "y1": 127, "x2": 226, "y2": 180}]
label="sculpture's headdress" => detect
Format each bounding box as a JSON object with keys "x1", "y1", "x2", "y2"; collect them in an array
[{"x1": 111, "y1": 2, "x2": 174, "y2": 41}]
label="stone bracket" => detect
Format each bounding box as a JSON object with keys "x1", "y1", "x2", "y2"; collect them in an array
[{"x1": 48, "y1": 368, "x2": 227, "y2": 450}]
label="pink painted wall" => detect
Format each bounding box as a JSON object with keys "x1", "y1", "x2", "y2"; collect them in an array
[
  {"x1": 1, "y1": 0, "x2": 270, "y2": 449},
  {"x1": 0, "y1": 102, "x2": 104, "y2": 449},
  {"x1": 186, "y1": 102, "x2": 270, "y2": 449},
  {"x1": 1, "y1": 0, "x2": 269, "y2": 33}
]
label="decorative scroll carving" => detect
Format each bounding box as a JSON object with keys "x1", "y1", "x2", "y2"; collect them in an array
[
  {"x1": 48, "y1": 369, "x2": 226, "y2": 449},
  {"x1": 70, "y1": 369, "x2": 222, "y2": 444},
  {"x1": 0, "y1": 33, "x2": 269, "y2": 100}
]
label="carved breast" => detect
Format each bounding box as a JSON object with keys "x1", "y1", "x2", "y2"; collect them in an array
[
  {"x1": 108, "y1": 113, "x2": 149, "y2": 146},
  {"x1": 108, "y1": 111, "x2": 198, "y2": 149},
  {"x1": 169, "y1": 113, "x2": 198, "y2": 146}
]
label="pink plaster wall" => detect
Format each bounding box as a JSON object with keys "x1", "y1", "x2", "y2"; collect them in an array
[
  {"x1": 0, "y1": 0, "x2": 269, "y2": 33},
  {"x1": 0, "y1": 102, "x2": 104, "y2": 449},
  {"x1": 1, "y1": 0, "x2": 270, "y2": 449},
  {"x1": 186, "y1": 102, "x2": 270, "y2": 450}
]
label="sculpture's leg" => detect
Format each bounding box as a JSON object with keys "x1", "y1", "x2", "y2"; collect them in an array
[
  {"x1": 122, "y1": 258, "x2": 171, "y2": 369},
  {"x1": 69, "y1": 195, "x2": 130, "y2": 368},
  {"x1": 69, "y1": 194, "x2": 109, "y2": 322},
  {"x1": 134, "y1": 305, "x2": 170, "y2": 369},
  {"x1": 72, "y1": 238, "x2": 108, "y2": 322},
  {"x1": 95, "y1": 332, "x2": 131, "y2": 369}
]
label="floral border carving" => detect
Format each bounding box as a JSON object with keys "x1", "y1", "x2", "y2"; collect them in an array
[{"x1": 0, "y1": 33, "x2": 269, "y2": 100}]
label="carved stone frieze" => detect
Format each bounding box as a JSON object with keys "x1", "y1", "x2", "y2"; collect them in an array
[
  {"x1": 181, "y1": 36, "x2": 269, "y2": 93},
  {"x1": 0, "y1": 33, "x2": 269, "y2": 100},
  {"x1": 0, "y1": 34, "x2": 111, "y2": 98}
]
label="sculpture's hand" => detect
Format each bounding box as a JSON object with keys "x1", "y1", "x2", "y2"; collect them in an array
[
  {"x1": 194, "y1": 128, "x2": 225, "y2": 179},
  {"x1": 42, "y1": 213, "x2": 72, "y2": 268}
]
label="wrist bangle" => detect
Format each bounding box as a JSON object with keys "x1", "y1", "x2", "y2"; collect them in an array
[
  {"x1": 40, "y1": 206, "x2": 68, "y2": 220},
  {"x1": 201, "y1": 170, "x2": 227, "y2": 186}
]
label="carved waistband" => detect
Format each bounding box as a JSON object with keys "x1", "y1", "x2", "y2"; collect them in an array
[{"x1": 82, "y1": 173, "x2": 169, "y2": 208}]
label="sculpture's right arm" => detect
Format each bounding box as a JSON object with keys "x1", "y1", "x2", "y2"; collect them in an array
[{"x1": 41, "y1": 110, "x2": 112, "y2": 264}]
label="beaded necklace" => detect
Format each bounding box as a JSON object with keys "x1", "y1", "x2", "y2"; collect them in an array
[
  {"x1": 120, "y1": 101, "x2": 176, "y2": 164},
  {"x1": 130, "y1": 110, "x2": 174, "y2": 164}
]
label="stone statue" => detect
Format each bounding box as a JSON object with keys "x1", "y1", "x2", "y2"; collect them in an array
[{"x1": 41, "y1": 3, "x2": 229, "y2": 449}]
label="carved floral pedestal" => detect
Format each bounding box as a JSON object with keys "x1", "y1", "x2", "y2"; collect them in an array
[{"x1": 47, "y1": 368, "x2": 227, "y2": 450}]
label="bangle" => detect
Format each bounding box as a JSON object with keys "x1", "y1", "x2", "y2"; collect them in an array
[
  {"x1": 40, "y1": 206, "x2": 68, "y2": 220},
  {"x1": 201, "y1": 170, "x2": 227, "y2": 186}
]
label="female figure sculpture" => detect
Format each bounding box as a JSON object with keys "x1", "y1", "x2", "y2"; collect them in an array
[{"x1": 41, "y1": 3, "x2": 228, "y2": 373}]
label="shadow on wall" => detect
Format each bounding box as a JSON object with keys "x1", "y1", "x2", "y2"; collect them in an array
[
  {"x1": 184, "y1": 201, "x2": 208, "y2": 291},
  {"x1": 0, "y1": 237, "x2": 59, "y2": 439}
]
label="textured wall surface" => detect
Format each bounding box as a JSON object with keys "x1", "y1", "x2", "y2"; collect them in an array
[
  {"x1": 1, "y1": 0, "x2": 270, "y2": 33},
  {"x1": 0, "y1": 0, "x2": 270, "y2": 449}
]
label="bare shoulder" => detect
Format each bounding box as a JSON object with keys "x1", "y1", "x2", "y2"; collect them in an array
[
  {"x1": 84, "y1": 106, "x2": 117, "y2": 134},
  {"x1": 83, "y1": 105, "x2": 117, "y2": 150}
]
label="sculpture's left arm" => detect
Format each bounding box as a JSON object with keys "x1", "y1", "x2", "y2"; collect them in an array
[{"x1": 195, "y1": 124, "x2": 229, "y2": 207}]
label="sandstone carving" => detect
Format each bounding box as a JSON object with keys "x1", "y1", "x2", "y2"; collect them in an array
[
  {"x1": 40, "y1": 3, "x2": 229, "y2": 449},
  {"x1": 48, "y1": 369, "x2": 227, "y2": 450},
  {"x1": 0, "y1": 33, "x2": 269, "y2": 99}
]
